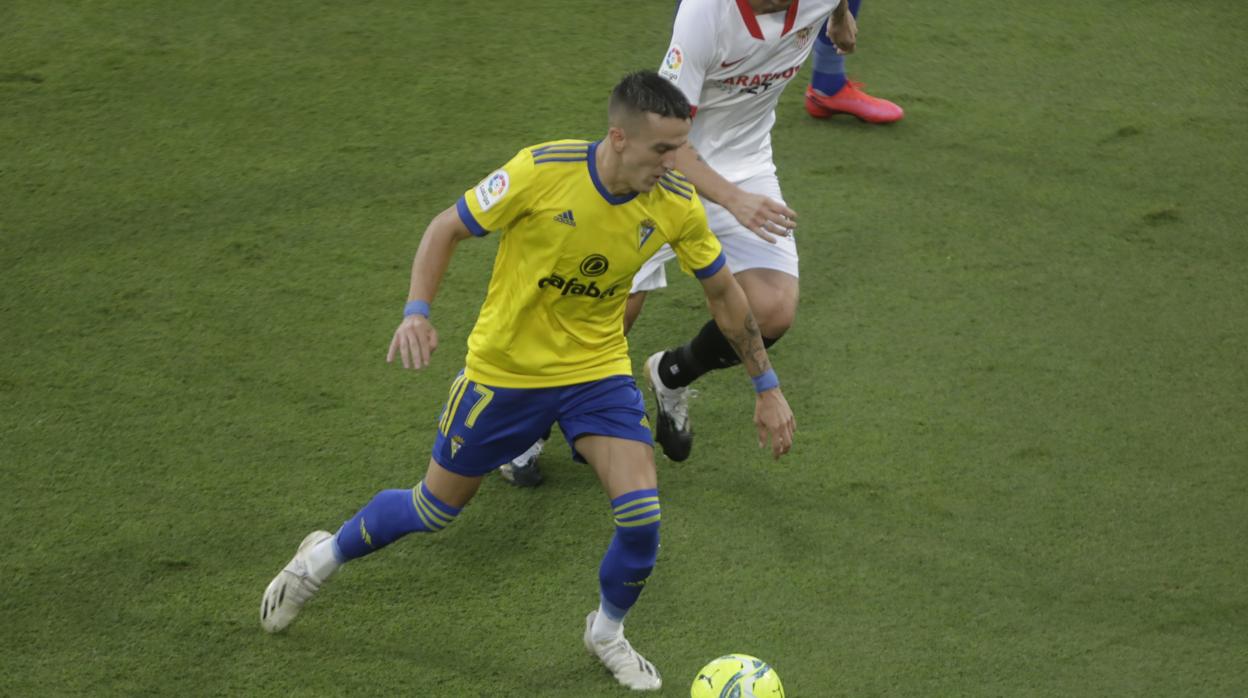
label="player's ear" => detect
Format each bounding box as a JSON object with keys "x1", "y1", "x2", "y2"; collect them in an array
[{"x1": 607, "y1": 125, "x2": 628, "y2": 152}]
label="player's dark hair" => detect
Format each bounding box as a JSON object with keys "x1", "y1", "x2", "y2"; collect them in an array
[{"x1": 609, "y1": 70, "x2": 691, "y2": 124}]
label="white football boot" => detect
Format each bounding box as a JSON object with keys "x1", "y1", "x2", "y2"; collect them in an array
[
  {"x1": 260, "y1": 530, "x2": 332, "y2": 633},
  {"x1": 644, "y1": 351, "x2": 694, "y2": 462},
  {"x1": 583, "y1": 610, "x2": 662, "y2": 691}
]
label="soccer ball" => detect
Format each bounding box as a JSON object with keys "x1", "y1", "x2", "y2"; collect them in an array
[{"x1": 690, "y1": 654, "x2": 785, "y2": 697}]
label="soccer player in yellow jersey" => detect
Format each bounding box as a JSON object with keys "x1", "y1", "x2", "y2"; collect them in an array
[{"x1": 257, "y1": 72, "x2": 795, "y2": 691}]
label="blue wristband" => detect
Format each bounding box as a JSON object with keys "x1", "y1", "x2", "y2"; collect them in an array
[
  {"x1": 752, "y1": 369, "x2": 780, "y2": 393},
  {"x1": 403, "y1": 300, "x2": 430, "y2": 318}
]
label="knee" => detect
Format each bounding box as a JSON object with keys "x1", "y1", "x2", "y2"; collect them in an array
[
  {"x1": 753, "y1": 297, "x2": 797, "y2": 339},
  {"x1": 741, "y1": 274, "x2": 798, "y2": 339}
]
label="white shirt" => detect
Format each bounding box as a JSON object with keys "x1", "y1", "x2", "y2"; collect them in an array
[{"x1": 658, "y1": 0, "x2": 838, "y2": 181}]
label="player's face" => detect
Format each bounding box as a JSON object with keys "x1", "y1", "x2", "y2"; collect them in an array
[{"x1": 613, "y1": 113, "x2": 690, "y2": 192}]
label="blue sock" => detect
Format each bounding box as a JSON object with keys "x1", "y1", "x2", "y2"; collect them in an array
[
  {"x1": 334, "y1": 480, "x2": 461, "y2": 561},
  {"x1": 598, "y1": 489, "x2": 661, "y2": 620},
  {"x1": 810, "y1": 0, "x2": 862, "y2": 95}
]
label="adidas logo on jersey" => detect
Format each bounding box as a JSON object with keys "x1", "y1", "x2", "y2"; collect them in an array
[
  {"x1": 537, "y1": 273, "x2": 619, "y2": 300},
  {"x1": 553, "y1": 210, "x2": 576, "y2": 227}
]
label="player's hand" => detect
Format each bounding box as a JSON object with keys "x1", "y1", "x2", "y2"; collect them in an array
[
  {"x1": 826, "y1": 7, "x2": 857, "y2": 55},
  {"x1": 754, "y1": 387, "x2": 796, "y2": 460},
  {"x1": 727, "y1": 191, "x2": 797, "y2": 244},
  {"x1": 386, "y1": 315, "x2": 439, "y2": 369}
]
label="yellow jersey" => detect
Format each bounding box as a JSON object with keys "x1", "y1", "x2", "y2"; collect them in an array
[{"x1": 454, "y1": 139, "x2": 725, "y2": 388}]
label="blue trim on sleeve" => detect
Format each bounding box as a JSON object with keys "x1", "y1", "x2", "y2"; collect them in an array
[
  {"x1": 532, "y1": 142, "x2": 590, "y2": 156},
  {"x1": 455, "y1": 196, "x2": 489, "y2": 237},
  {"x1": 659, "y1": 181, "x2": 692, "y2": 200},
  {"x1": 534, "y1": 156, "x2": 589, "y2": 165},
  {"x1": 587, "y1": 141, "x2": 638, "y2": 206},
  {"x1": 661, "y1": 174, "x2": 694, "y2": 195},
  {"x1": 693, "y1": 251, "x2": 727, "y2": 279}
]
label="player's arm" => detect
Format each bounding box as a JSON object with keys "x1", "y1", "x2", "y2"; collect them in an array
[
  {"x1": 658, "y1": 5, "x2": 794, "y2": 243},
  {"x1": 386, "y1": 205, "x2": 475, "y2": 370},
  {"x1": 827, "y1": 0, "x2": 857, "y2": 54},
  {"x1": 672, "y1": 146, "x2": 796, "y2": 244},
  {"x1": 697, "y1": 265, "x2": 796, "y2": 459}
]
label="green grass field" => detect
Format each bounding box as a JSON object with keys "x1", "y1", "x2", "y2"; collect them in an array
[{"x1": 3, "y1": 1, "x2": 1246, "y2": 695}]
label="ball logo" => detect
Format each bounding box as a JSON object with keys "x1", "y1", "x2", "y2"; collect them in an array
[
  {"x1": 691, "y1": 654, "x2": 785, "y2": 698},
  {"x1": 579, "y1": 254, "x2": 609, "y2": 277},
  {"x1": 474, "y1": 168, "x2": 510, "y2": 212}
]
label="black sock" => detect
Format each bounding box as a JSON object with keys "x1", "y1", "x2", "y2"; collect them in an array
[{"x1": 656, "y1": 320, "x2": 779, "y2": 389}]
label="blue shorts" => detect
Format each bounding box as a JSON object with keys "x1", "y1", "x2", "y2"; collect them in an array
[{"x1": 431, "y1": 372, "x2": 653, "y2": 477}]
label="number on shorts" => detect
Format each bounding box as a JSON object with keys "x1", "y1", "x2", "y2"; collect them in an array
[{"x1": 464, "y1": 385, "x2": 494, "y2": 428}]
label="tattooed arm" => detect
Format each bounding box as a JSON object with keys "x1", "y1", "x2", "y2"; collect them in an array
[{"x1": 698, "y1": 266, "x2": 796, "y2": 459}]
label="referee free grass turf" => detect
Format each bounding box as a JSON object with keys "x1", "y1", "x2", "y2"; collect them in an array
[{"x1": 2, "y1": 1, "x2": 1246, "y2": 695}]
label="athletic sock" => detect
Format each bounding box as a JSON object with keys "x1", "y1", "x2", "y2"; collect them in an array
[
  {"x1": 305, "y1": 536, "x2": 343, "y2": 582},
  {"x1": 657, "y1": 320, "x2": 779, "y2": 390},
  {"x1": 595, "y1": 489, "x2": 661, "y2": 641},
  {"x1": 333, "y1": 480, "x2": 461, "y2": 561},
  {"x1": 591, "y1": 601, "x2": 625, "y2": 644},
  {"x1": 810, "y1": 0, "x2": 863, "y2": 96}
]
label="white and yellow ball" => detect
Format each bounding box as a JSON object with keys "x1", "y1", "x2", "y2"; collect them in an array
[{"x1": 690, "y1": 653, "x2": 784, "y2": 698}]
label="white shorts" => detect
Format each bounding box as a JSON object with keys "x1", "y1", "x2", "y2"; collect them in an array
[{"x1": 631, "y1": 172, "x2": 799, "y2": 293}]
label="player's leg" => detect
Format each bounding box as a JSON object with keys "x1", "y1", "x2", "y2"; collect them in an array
[
  {"x1": 804, "y1": 0, "x2": 904, "y2": 124},
  {"x1": 260, "y1": 373, "x2": 550, "y2": 632},
  {"x1": 656, "y1": 266, "x2": 796, "y2": 381},
  {"x1": 259, "y1": 458, "x2": 477, "y2": 633},
  {"x1": 558, "y1": 378, "x2": 664, "y2": 690},
  {"x1": 500, "y1": 250, "x2": 670, "y2": 487},
  {"x1": 809, "y1": 0, "x2": 862, "y2": 99},
  {"x1": 733, "y1": 267, "x2": 799, "y2": 339},
  {"x1": 645, "y1": 269, "x2": 792, "y2": 461},
  {"x1": 498, "y1": 425, "x2": 550, "y2": 487},
  {"x1": 500, "y1": 284, "x2": 647, "y2": 486},
  {"x1": 645, "y1": 176, "x2": 796, "y2": 461},
  {"x1": 630, "y1": 243, "x2": 716, "y2": 462}
]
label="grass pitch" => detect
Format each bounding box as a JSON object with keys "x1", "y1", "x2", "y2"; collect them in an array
[{"x1": 2, "y1": 1, "x2": 1246, "y2": 695}]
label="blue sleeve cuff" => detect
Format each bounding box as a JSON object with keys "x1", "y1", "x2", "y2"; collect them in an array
[
  {"x1": 456, "y1": 197, "x2": 489, "y2": 237},
  {"x1": 693, "y1": 251, "x2": 727, "y2": 279}
]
